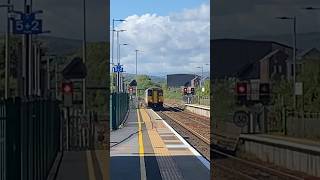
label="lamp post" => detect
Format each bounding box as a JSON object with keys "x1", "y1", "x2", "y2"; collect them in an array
[
  {"x1": 119, "y1": 43, "x2": 128, "y2": 92},
  {"x1": 276, "y1": 16, "x2": 297, "y2": 109},
  {"x1": 135, "y1": 49, "x2": 143, "y2": 106},
  {"x1": 119, "y1": 43, "x2": 128, "y2": 64},
  {"x1": 83, "y1": 0, "x2": 87, "y2": 113},
  {"x1": 0, "y1": 2, "x2": 13, "y2": 99},
  {"x1": 114, "y1": 29, "x2": 126, "y2": 93},
  {"x1": 196, "y1": 66, "x2": 203, "y2": 87},
  {"x1": 112, "y1": 19, "x2": 126, "y2": 65}
]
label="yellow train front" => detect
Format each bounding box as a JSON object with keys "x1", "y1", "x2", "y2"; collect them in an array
[{"x1": 145, "y1": 88, "x2": 163, "y2": 110}]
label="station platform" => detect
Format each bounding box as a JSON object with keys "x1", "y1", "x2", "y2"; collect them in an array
[
  {"x1": 185, "y1": 104, "x2": 210, "y2": 110},
  {"x1": 184, "y1": 104, "x2": 210, "y2": 118},
  {"x1": 53, "y1": 150, "x2": 108, "y2": 180},
  {"x1": 239, "y1": 134, "x2": 320, "y2": 177},
  {"x1": 110, "y1": 107, "x2": 210, "y2": 180},
  {"x1": 240, "y1": 134, "x2": 320, "y2": 154}
]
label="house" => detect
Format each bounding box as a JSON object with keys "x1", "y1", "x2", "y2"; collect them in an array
[
  {"x1": 191, "y1": 76, "x2": 201, "y2": 88},
  {"x1": 167, "y1": 74, "x2": 196, "y2": 88},
  {"x1": 211, "y1": 39, "x2": 293, "y2": 82}
]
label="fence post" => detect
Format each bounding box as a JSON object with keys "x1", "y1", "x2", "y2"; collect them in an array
[
  {"x1": 284, "y1": 109, "x2": 287, "y2": 136},
  {"x1": 6, "y1": 98, "x2": 21, "y2": 180}
]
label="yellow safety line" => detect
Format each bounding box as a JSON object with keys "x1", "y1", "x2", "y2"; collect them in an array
[
  {"x1": 137, "y1": 108, "x2": 147, "y2": 180},
  {"x1": 138, "y1": 108, "x2": 145, "y2": 155},
  {"x1": 86, "y1": 150, "x2": 97, "y2": 180},
  {"x1": 94, "y1": 150, "x2": 109, "y2": 180}
]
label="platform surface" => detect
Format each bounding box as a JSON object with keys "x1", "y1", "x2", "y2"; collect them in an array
[
  {"x1": 240, "y1": 134, "x2": 320, "y2": 153},
  {"x1": 55, "y1": 150, "x2": 108, "y2": 180},
  {"x1": 185, "y1": 104, "x2": 210, "y2": 110},
  {"x1": 110, "y1": 107, "x2": 210, "y2": 180}
]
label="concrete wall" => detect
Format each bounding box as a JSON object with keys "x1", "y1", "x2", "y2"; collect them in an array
[
  {"x1": 239, "y1": 135, "x2": 320, "y2": 177},
  {"x1": 286, "y1": 115, "x2": 320, "y2": 138},
  {"x1": 185, "y1": 104, "x2": 210, "y2": 118}
]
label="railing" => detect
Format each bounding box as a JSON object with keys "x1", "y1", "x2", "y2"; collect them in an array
[
  {"x1": 0, "y1": 97, "x2": 61, "y2": 180},
  {"x1": 183, "y1": 96, "x2": 210, "y2": 106},
  {"x1": 61, "y1": 108, "x2": 98, "y2": 151},
  {"x1": 0, "y1": 101, "x2": 6, "y2": 180},
  {"x1": 285, "y1": 110, "x2": 320, "y2": 138},
  {"x1": 110, "y1": 93, "x2": 129, "y2": 130}
]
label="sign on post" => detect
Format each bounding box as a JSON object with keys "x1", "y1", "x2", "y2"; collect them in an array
[
  {"x1": 295, "y1": 82, "x2": 303, "y2": 96},
  {"x1": 11, "y1": 11, "x2": 44, "y2": 35},
  {"x1": 112, "y1": 64, "x2": 124, "y2": 73},
  {"x1": 62, "y1": 82, "x2": 73, "y2": 107},
  {"x1": 233, "y1": 110, "x2": 249, "y2": 128}
]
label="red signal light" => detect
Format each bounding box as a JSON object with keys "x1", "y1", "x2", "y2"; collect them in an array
[
  {"x1": 183, "y1": 87, "x2": 187, "y2": 95},
  {"x1": 236, "y1": 83, "x2": 247, "y2": 94},
  {"x1": 61, "y1": 82, "x2": 73, "y2": 94}
]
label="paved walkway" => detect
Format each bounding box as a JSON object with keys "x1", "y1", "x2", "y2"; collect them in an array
[
  {"x1": 55, "y1": 150, "x2": 108, "y2": 180},
  {"x1": 110, "y1": 107, "x2": 210, "y2": 180}
]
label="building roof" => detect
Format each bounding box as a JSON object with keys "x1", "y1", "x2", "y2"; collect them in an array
[
  {"x1": 297, "y1": 48, "x2": 320, "y2": 60},
  {"x1": 212, "y1": 39, "x2": 292, "y2": 79},
  {"x1": 167, "y1": 74, "x2": 196, "y2": 87}
]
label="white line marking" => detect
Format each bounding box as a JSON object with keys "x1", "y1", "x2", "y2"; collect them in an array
[
  {"x1": 150, "y1": 109, "x2": 210, "y2": 170},
  {"x1": 166, "y1": 144, "x2": 189, "y2": 148}
]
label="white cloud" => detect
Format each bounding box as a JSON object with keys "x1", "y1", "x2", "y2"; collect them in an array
[{"x1": 111, "y1": 3, "x2": 210, "y2": 76}]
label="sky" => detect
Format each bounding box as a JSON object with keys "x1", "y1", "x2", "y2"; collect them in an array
[
  {"x1": 111, "y1": 0, "x2": 210, "y2": 76},
  {"x1": 213, "y1": 0, "x2": 320, "y2": 39},
  {"x1": 0, "y1": 0, "x2": 108, "y2": 41}
]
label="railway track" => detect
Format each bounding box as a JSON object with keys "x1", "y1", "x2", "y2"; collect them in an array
[
  {"x1": 163, "y1": 103, "x2": 306, "y2": 180},
  {"x1": 157, "y1": 104, "x2": 210, "y2": 160}
]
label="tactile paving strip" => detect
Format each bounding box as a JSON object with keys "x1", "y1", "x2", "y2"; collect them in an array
[{"x1": 140, "y1": 109, "x2": 184, "y2": 180}]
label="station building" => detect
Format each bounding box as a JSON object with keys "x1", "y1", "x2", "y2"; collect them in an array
[{"x1": 167, "y1": 74, "x2": 197, "y2": 88}]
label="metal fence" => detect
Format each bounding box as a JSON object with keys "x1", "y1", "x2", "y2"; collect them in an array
[
  {"x1": 0, "y1": 101, "x2": 6, "y2": 180},
  {"x1": 285, "y1": 110, "x2": 320, "y2": 138},
  {"x1": 110, "y1": 93, "x2": 129, "y2": 130},
  {"x1": 183, "y1": 95, "x2": 210, "y2": 106},
  {"x1": 61, "y1": 108, "x2": 96, "y2": 151},
  {"x1": 0, "y1": 97, "x2": 61, "y2": 180}
]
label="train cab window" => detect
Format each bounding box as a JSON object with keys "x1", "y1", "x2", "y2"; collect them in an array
[
  {"x1": 158, "y1": 91, "x2": 163, "y2": 96},
  {"x1": 147, "y1": 90, "x2": 152, "y2": 96}
]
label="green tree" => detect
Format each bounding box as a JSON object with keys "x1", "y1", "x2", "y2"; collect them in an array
[{"x1": 136, "y1": 75, "x2": 160, "y2": 97}]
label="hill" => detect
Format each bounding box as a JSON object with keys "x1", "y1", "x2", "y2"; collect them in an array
[{"x1": 246, "y1": 32, "x2": 320, "y2": 51}]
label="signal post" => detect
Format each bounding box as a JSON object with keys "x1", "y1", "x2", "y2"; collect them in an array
[{"x1": 234, "y1": 81, "x2": 271, "y2": 134}]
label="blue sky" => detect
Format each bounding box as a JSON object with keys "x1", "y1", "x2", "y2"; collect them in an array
[
  {"x1": 110, "y1": 0, "x2": 210, "y2": 76},
  {"x1": 111, "y1": 0, "x2": 209, "y2": 22}
]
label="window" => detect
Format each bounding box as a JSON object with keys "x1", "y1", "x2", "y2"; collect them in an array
[
  {"x1": 273, "y1": 65, "x2": 277, "y2": 73},
  {"x1": 278, "y1": 65, "x2": 282, "y2": 73}
]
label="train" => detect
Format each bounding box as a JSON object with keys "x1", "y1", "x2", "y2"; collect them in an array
[{"x1": 145, "y1": 87, "x2": 163, "y2": 109}]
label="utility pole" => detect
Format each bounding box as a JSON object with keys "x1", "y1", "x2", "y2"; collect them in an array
[
  {"x1": 112, "y1": 19, "x2": 115, "y2": 65},
  {"x1": 83, "y1": 0, "x2": 87, "y2": 113},
  {"x1": 276, "y1": 16, "x2": 297, "y2": 109},
  {"x1": 4, "y1": 0, "x2": 11, "y2": 99},
  {"x1": 293, "y1": 16, "x2": 297, "y2": 109},
  {"x1": 115, "y1": 30, "x2": 126, "y2": 93},
  {"x1": 135, "y1": 50, "x2": 138, "y2": 103},
  {"x1": 22, "y1": 2, "x2": 30, "y2": 96},
  {"x1": 55, "y1": 61, "x2": 58, "y2": 98},
  {"x1": 28, "y1": 3, "x2": 33, "y2": 96},
  {"x1": 116, "y1": 31, "x2": 120, "y2": 93},
  {"x1": 47, "y1": 56, "x2": 50, "y2": 97}
]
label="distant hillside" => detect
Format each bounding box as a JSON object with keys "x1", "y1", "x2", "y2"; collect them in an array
[
  {"x1": 123, "y1": 73, "x2": 166, "y2": 84},
  {"x1": 38, "y1": 36, "x2": 82, "y2": 56},
  {"x1": 246, "y1": 32, "x2": 320, "y2": 51}
]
